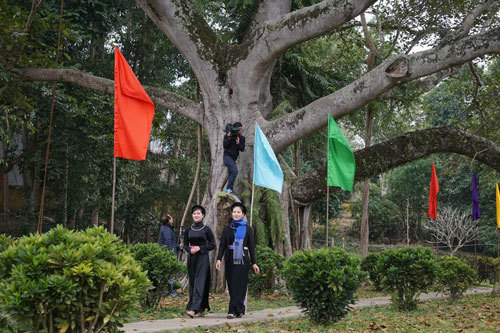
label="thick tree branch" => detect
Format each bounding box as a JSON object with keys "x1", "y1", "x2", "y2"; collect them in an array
[
  {"x1": 249, "y1": 0, "x2": 377, "y2": 67},
  {"x1": 380, "y1": 65, "x2": 464, "y2": 99},
  {"x1": 15, "y1": 68, "x2": 202, "y2": 124},
  {"x1": 135, "y1": 0, "x2": 222, "y2": 81},
  {"x1": 291, "y1": 127, "x2": 500, "y2": 205},
  {"x1": 266, "y1": 27, "x2": 500, "y2": 152}
]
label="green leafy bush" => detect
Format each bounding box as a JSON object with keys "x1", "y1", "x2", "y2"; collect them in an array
[
  {"x1": 0, "y1": 234, "x2": 14, "y2": 253},
  {"x1": 0, "y1": 226, "x2": 150, "y2": 332},
  {"x1": 437, "y1": 256, "x2": 476, "y2": 301},
  {"x1": 377, "y1": 246, "x2": 438, "y2": 311},
  {"x1": 282, "y1": 247, "x2": 364, "y2": 324},
  {"x1": 462, "y1": 255, "x2": 499, "y2": 284},
  {"x1": 360, "y1": 252, "x2": 383, "y2": 291},
  {"x1": 249, "y1": 246, "x2": 284, "y2": 298},
  {"x1": 130, "y1": 243, "x2": 185, "y2": 309}
]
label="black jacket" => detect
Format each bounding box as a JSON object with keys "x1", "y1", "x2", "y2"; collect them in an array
[{"x1": 223, "y1": 133, "x2": 245, "y2": 160}]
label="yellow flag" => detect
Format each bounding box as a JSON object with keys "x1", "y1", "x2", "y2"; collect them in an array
[{"x1": 496, "y1": 183, "x2": 500, "y2": 229}]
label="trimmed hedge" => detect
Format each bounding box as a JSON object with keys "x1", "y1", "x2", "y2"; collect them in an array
[
  {"x1": 249, "y1": 246, "x2": 284, "y2": 298},
  {"x1": 377, "y1": 246, "x2": 438, "y2": 311},
  {"x1": 360, "y1": 252, "x2": 383, "y2": 291},
  {"x1": 130, "y1": 243, "x2": 185, "y2": 309},
  {"x1": 437, "y1": 256, "x2": 476, "y2": 301},
  {"x1": 282, "y1": 247, "x2": 364, "y2": 324},
  {"x1": 0, "y1": 226, "x2": 150, "y2": 332}
]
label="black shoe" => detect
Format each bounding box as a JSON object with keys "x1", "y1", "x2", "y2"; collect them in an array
[
  {"x1": 236, "y1": 313, "x2": 243, "y2": 318},
  {"x1": 227, "y1": 313, "x2": 236, "y2": 319}
]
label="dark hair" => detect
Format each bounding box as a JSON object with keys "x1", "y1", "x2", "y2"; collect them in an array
[
  {"x1": 191, "y1": 205, "x2": 206, "y2": 216},
  {"x1": 231, "y1": 202, "x2": 246, "y2": 215},
  {"x1": 233, "y1": 122, "x2": 242, "y2": 129},
  {"x1": 161, "y1": 213, "x2": 171, "y2": 225}
]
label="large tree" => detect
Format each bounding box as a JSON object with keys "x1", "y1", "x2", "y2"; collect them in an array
[{"x1": 12, "y1": 0, "x2": 500, "y2": 285}]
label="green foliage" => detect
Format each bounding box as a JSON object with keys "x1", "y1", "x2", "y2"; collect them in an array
[
  {"x1": 360, "y1": 252, "x2": 383, "y2": 291},
  {"x1": 350, "y1": 183, "x2": 405, "y2": 243},
  {"x1": 249, "y1": 246, "x2": 284, "y2": 298},
  {"x1": 377, "y1": 247, "x2": 438, "y2": 311},
  {"x1": 462, "y1": 255, "x2": 499, "y2": 284},
  {"x1": 240, "y1": 178, "x2": 283, "y2": 248},
  {"x1": 0, "y1": 226, "x2": 150, "y2": 331},
  {"x1": 437, "y1": 256, "x2": 476, "y2": 302},
  {"x1": 0, "y1": 234, "x2": 14, "y2": 253},
  {"x1": 129, "y1": 243, "x2": 185, "y2": 309},
  {"x1": 282, "y1": 247, "x2": 364, "y2": 324}
]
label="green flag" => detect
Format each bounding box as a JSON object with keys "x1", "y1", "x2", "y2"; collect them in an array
[{"x1": 327, "y1": 114, "x2": 355, "y2": 191}]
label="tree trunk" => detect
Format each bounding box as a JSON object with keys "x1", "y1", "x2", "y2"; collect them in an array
[
  {"x1": 298, "y1": 205, "x2": 312, "y2": 249},
  {"x1": 2, "y1": 142, "x2": 9, "y2": 220},
  {"x1": 360, "y1": 107, "x2": 373, "y2": 258},
  {"x1": 63, "y1": 143, "x2": 69, "y2": 227},
  {"x1": 281, "y1": 184, "x2": 293, "y2": 258},
  {"x1": 91, "y1": 208, "x2": 98, "y2": 226}
]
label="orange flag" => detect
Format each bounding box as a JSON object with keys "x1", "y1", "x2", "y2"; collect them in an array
[
  {"x1": 428, "y1": 162, "x2": 439, "y2": 220},
  {"x1": 114, "y1": 46, "x2": 155, "y2": 160}
]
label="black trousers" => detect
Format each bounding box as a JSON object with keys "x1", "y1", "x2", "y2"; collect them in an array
[
  {"x1": 225, "y1": 259, "x2": 249, "y2": 315},
  {"x1": 186, "y1": 252, "x2": 210, "y2": 312}
]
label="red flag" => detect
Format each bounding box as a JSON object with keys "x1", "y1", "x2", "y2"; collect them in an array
[
  {"x1": 114, "y1": 46, "x2": 155, "y2": 160},
  {"x1": 428, "y1": 162, "x2": 439, "y2": 220}
]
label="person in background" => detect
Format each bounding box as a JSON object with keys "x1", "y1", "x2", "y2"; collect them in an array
[
  {"x1": 183, "y1": 205, "x2": 216, "y2": 318},
  {"x1": 158, "y1": 213, "x2": 179, "y2": 254},
  {"x1": 216, "y1": 202, "x2": 260, "y2": 319},
  {"x1": 223, "y1": 122, "x2": 245, "y2": 195}
]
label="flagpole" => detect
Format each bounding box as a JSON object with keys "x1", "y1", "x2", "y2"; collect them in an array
[
  {"x1": 326, "y1": 184, "x2": 329, "y2": 248},
  {"x1": 250, "y1": 182, "x2": 255, "y2": 227},
  {"x1": 110, "y1": 156, "x2": 116, "y2": 234}
]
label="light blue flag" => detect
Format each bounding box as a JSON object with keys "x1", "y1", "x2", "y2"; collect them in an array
[{"x1": 253, "y1": 124, "x2": 284, "y2": 193}]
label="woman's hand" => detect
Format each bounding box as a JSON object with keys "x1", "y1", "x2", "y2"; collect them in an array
[
  {"x1": 190, "y1": 246, "x2": 200, "y2": 254},
  {"x1": 252, "y1": 264, "x2": 260, "y2": 274},
  {"x1": 216, "y1": 260, "x2": 221, "y2": 271}
]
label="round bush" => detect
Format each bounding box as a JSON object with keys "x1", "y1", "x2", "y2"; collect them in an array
[
  {"x1": 282, "y1": 247, "x2": 364, "y2": 324},
  {"x1": 0, "y1": 226, "x2": 150, "y2": 332},
  {"x1": 360, "y1": 252, "x2": 383, "y2": 291},
  {"x1": 130, "y1": 243, "x2": 185, "y2": 308},
  {"x1": 437, "y1": 256, "x2": 477, "y2": 301},
  {"x1": 377, "y1": 246, "x2": 438, "y2": 311},
  {"x1": 249, "y1": 246, "x2": 284, "y2": 298}
]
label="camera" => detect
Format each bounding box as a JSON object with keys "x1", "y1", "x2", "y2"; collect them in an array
[{"x1": 224, "y1": 123, "x2": 241, "y2": 138}]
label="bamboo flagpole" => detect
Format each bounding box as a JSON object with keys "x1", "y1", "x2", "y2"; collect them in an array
[
  {"x1": 326, "y1": 184, "x2": 329, "y2": 247},
  {"x1": 250, "y1": 182, "x2": 255, "y2": 227},
  {"x1": 110, "y1": 157, "x2": 116, "y2": 233}
]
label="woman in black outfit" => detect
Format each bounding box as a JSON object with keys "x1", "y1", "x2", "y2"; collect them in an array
[
  {"x1": 216, "y1": 202, "x2": 260, "y2": 319},
  {"x1": 183, "y1": 205, "x2": 215, "y2": 318}
]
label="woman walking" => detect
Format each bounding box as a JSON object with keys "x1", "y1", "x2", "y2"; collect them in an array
[
  {"x1": 183, "y1": 205, "x2": 215, "y2": 318},
  {"x1": 216, "y1": 202, "x2": 260, "y2": 319}
]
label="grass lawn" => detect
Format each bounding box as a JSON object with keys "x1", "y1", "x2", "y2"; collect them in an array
[{"x1": 177, "y1": 293, "x2": 500, "y2": 332}]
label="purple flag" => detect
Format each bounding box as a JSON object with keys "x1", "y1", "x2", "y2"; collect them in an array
[{"x1": 472, "y1": 171, "x2": 480, "y2": 220}]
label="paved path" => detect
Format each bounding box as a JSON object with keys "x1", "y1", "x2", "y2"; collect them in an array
[{"x1": 122, "y1": 288, "x2": 492, "y2": 333}]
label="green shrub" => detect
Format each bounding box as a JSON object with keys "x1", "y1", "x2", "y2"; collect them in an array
[
  {"x1": 249, "y1": 246, "x2": 284, "y2": 298},
  {"x1": 129, "y1": 243, "x2": 185, "y2": 309},
  {"x1": 437, "y1": 256, "x2": 476, "y2": 301},
  {"x1": 0, "y1": 234, "x2": 14, "y2": 253},
  {"x1": 0, "y1": 225, "x2": 150, "y2": 332},
  {"x1": 360, "y1": 252, "x2": 383, "y2": 291},
  {"x1": 282, "y1": 247, "x2": 364, "y2": 324},
  {"x1": 377, "y1": 246, "x2": 438, "y2": 311},
  {"x1": 462, "y1": 255, "x2": 498, "y2": 284}
]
